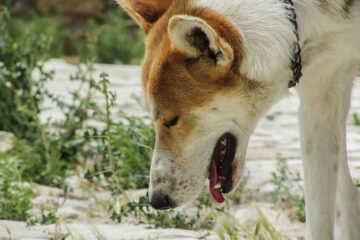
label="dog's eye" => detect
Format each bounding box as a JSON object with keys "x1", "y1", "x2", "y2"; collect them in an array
[{"x1": 164, "y1": 116, "x2": 179, "y2": 128}]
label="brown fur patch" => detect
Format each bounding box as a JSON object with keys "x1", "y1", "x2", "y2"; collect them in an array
[{"x1": 119, "y1": 0, "x2": 255, "y2": 155}]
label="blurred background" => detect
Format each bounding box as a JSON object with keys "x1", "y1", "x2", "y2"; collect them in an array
[{"x1": 1, "y1": 0, "x2": 144, "y2": 64}]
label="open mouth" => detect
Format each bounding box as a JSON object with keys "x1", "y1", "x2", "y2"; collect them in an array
[{"x1": 208, "y1": 133, "x2": 237, "y2": 203}]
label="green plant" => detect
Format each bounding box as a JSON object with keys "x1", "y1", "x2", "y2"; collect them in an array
[
  {"x1": 217, "y1": 221, "x2": 239, "y2": 240},
  {"x1": 355, "y1": 178, "x2": 360, "y2": 190},
  {"x1": 78, "y1": 10, "x2": 145, "y2": 64},
  {"x1": 0, "y1": 63, "x2": 101, "y2": 186},
  {"x1": 0, "y1": 7, "x2": 52, "y2": 140},
  {"x1": 0, "y1": 16, "x2": 151, "y2": 187},
  {"x1": 239, "y1": 209, "x2": 283, "y2": 240},
  {"x1": 83, "y1": 73, "x2": 154, "y2": 190},
  {"x1": 0, "y1": 7, "x2": 67, "y2": 186},
  {"x1": 217, "y1": 209, "x2": 283, "y2": 240},
  {"x1": 271, "y1": 157, "x2": 305, "y2": 222},
  {"x1": 229, "y1": 174, "x2": 249, "y2": 204},
  {"x1": 6, "y1": 138, "x2": 67, "y2": 186},
  {"x1": 12, "y1": 16, "x2": 67, "y2": 58},
  {"x1": 110, "y1": 192, "x2": 225, "y2": 230},
  {"x1": 91, "y1": 226, "x2": 110, "y2": 240},
  {"x1": 0, "y1": 157, "x2": 35, "y2": 221},
  {"x1": 353, "y1": 113, "x2": 360, "y2": 126},
  {"x1": 27, "y1": 208, "x2": 59, "y2": 226},
  {"x1": 106, "y1": 114, "x2": 154, "y2": 189}
]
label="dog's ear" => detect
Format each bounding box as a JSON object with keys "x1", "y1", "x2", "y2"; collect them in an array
[
  {"x1": 168, "y1": 15, "x2": 234, "y2": 66},
  {"x1": 116, "y1": 0, "x2": 173, "y2": 33}
]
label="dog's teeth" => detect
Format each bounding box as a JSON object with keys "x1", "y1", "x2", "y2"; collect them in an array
[
  {"x1": 215, "y1": 183, "x2": 221, "y2": 188},
  {"x1": 221, "y1": 150, "x2": 226, "y2": 155},
  {"x1": 219, "y1": 176, "x2": 226, "y2": 181}
]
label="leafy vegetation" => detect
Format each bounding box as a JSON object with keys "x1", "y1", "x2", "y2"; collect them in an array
[
  {"x1": 6, "y1": 8, "x2": 144, "y2": 64},
  {"x1": 0, "y1": 157, "x2": 35, "y2": 221},
  {"x1": 80, "y1": 10, "x2": 145, "y2": 64},
  {"x1": 0, "y1": 7, "x2": 52, "y2": 139},
  {"x1": 27, "y1": 208, "x2": 60, "y2": 226},
  {"x1": 216, "y1": 209, "x2": 284, "y2": 240},
  {"x1": 0, "y1": 7, "x2": 151, "y2": 222},
  {"x1": 271, "y1": 157, "x2": 305, "y2": 222},
  {"x1": 111, "y1": 192, "x2": 225, "y2": 230},
  {"x1": 241, "y1": 209, "x2": 283, "y2": 240},
  {"x1": 355, "y1": 178, "x2": 360, "y2": 190},
  {"x1": 353, "y1": 113, "x2": 360, "y2": 126}
]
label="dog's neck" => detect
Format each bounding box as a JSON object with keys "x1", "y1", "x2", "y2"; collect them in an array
[
  {"x1": 195, "y1": 0, "x2": 349, "y2": 82},
  {"x1": 196, "y1": 0, "x2": 298, "y2": 82}
]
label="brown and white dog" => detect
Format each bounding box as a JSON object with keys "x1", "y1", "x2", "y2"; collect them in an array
[{"x1": 116, "y1": 0, "x2": 360, "y2": 239}]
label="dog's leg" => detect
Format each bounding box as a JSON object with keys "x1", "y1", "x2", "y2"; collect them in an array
[
  {"x1": 336, "y1": 135, "x2": 360, "y2": 240},
  {"x1": 335, "y1": 64, "x2": 360, "y2": 240},
  {"x1": 298, "y1": 63, "x2": 356, "y2": 240}
]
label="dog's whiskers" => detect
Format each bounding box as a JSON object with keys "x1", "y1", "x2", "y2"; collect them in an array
[{"x1": 232, "y1": 119, "x2": 251, "y2": 137}]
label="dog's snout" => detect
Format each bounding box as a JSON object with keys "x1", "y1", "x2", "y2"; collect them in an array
[{"x1": 150, "y1": 190, "x2": 176, "y2": 210}]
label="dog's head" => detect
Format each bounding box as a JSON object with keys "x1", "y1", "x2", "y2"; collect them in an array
[{"x1": 117, "y1": 0, "x2": 292, "y2": 209}]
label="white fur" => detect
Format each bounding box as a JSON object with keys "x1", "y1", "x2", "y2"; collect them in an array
[{"x1": 196, "y1": 0, "x2": 297, "y2": 81}]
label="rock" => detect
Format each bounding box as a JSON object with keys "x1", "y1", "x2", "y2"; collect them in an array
[
  {"x1": 0, "y1": 221, "x2": 52, "y2": 239},
  {"x1": 35, "y1": 185, "x2": 64, "y2": 198},
  {"x1": 34, "y1": 223, "x2": 220, "y2": 240},
  {"x1": 0, "y1": 131, "x2": 14, "y2": 153},
  {"x1": 58, "y1": 207, "x2": 81, "y2": 220}
]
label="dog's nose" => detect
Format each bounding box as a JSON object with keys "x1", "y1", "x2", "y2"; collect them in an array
[{"x1": 150, "y1": 191, "x2": 176, "y2": 210}]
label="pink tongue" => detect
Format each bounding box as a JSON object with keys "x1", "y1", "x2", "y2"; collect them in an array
[{"x1": 209, "y1": 159, "x2": 225, "y2": 204}]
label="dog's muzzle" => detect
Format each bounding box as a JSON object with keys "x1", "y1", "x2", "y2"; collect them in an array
[{"x1": 149, "y1": 190, "x2": 176, "y2": 210}]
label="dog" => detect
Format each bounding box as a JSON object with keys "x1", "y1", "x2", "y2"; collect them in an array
[{"x1": 116, "y1": 0, "x2": 360, "y2": 239}]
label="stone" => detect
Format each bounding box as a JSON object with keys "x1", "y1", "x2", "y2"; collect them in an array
[
  {"x1": 58, "y1": 206, "x2": 81, "y2": 220},
  {"x1": 0, "y1": 221, "x2": 52, "y2": 239},
  {"x1": 0, "y1": 131, "x2": 14, "y2": 153}
]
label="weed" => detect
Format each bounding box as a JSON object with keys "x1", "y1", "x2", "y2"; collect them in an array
[
  {"x1": 353, "y1": 113, "x2": 360, "y2": 126},
  {"x1": 77, "y1": 10, "x2": 145, "y2": 64},
  {"x1": 111, "y1": 192, "x2": 225, "y2": 230},
  {"x1": 265, "y1": 112, "x2": 282, "y2": 122},
  {"x1": 82, "y1": 72, "x2": 154, "y2": 190},
  {"x1": 217, "y1": 221, "x2": 239, "y2": 240},
  {"x1": 242, "y1": 209, "x2": 283, "y2": 240},
  {"x1": 4, "y1": 6, "x2": 144, "y2": 64},
  {"x1": 355, "y1": 178, "x2": 360, "y2": 190},
  {"x1": 217, "y1": 209, "x2": 283, "y2": 240},
  {"x1": 91, "y1": 226, "x2": 110, "y2": 240},
  {"x1": 0, "y1": 7, "x2": 53, "y2": 140},
  {"x1": 0, "y1": 157, "x2": 35, "y2": 221},
  {"x1": 271, "y1": 157, "x2": 305, "y2": 222},
  {"x1": 27, "y1": 208, "x2": 59, "y2": 226},
  {"x1": 106, "y1": 115, "x2": 154, "y2": 189},
  {"x1": 229, "y1": 174, "x2": 249, "y2": 204},
  {"x1": 12, "y1": 16, "x2": 67, "y2": 58}
]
